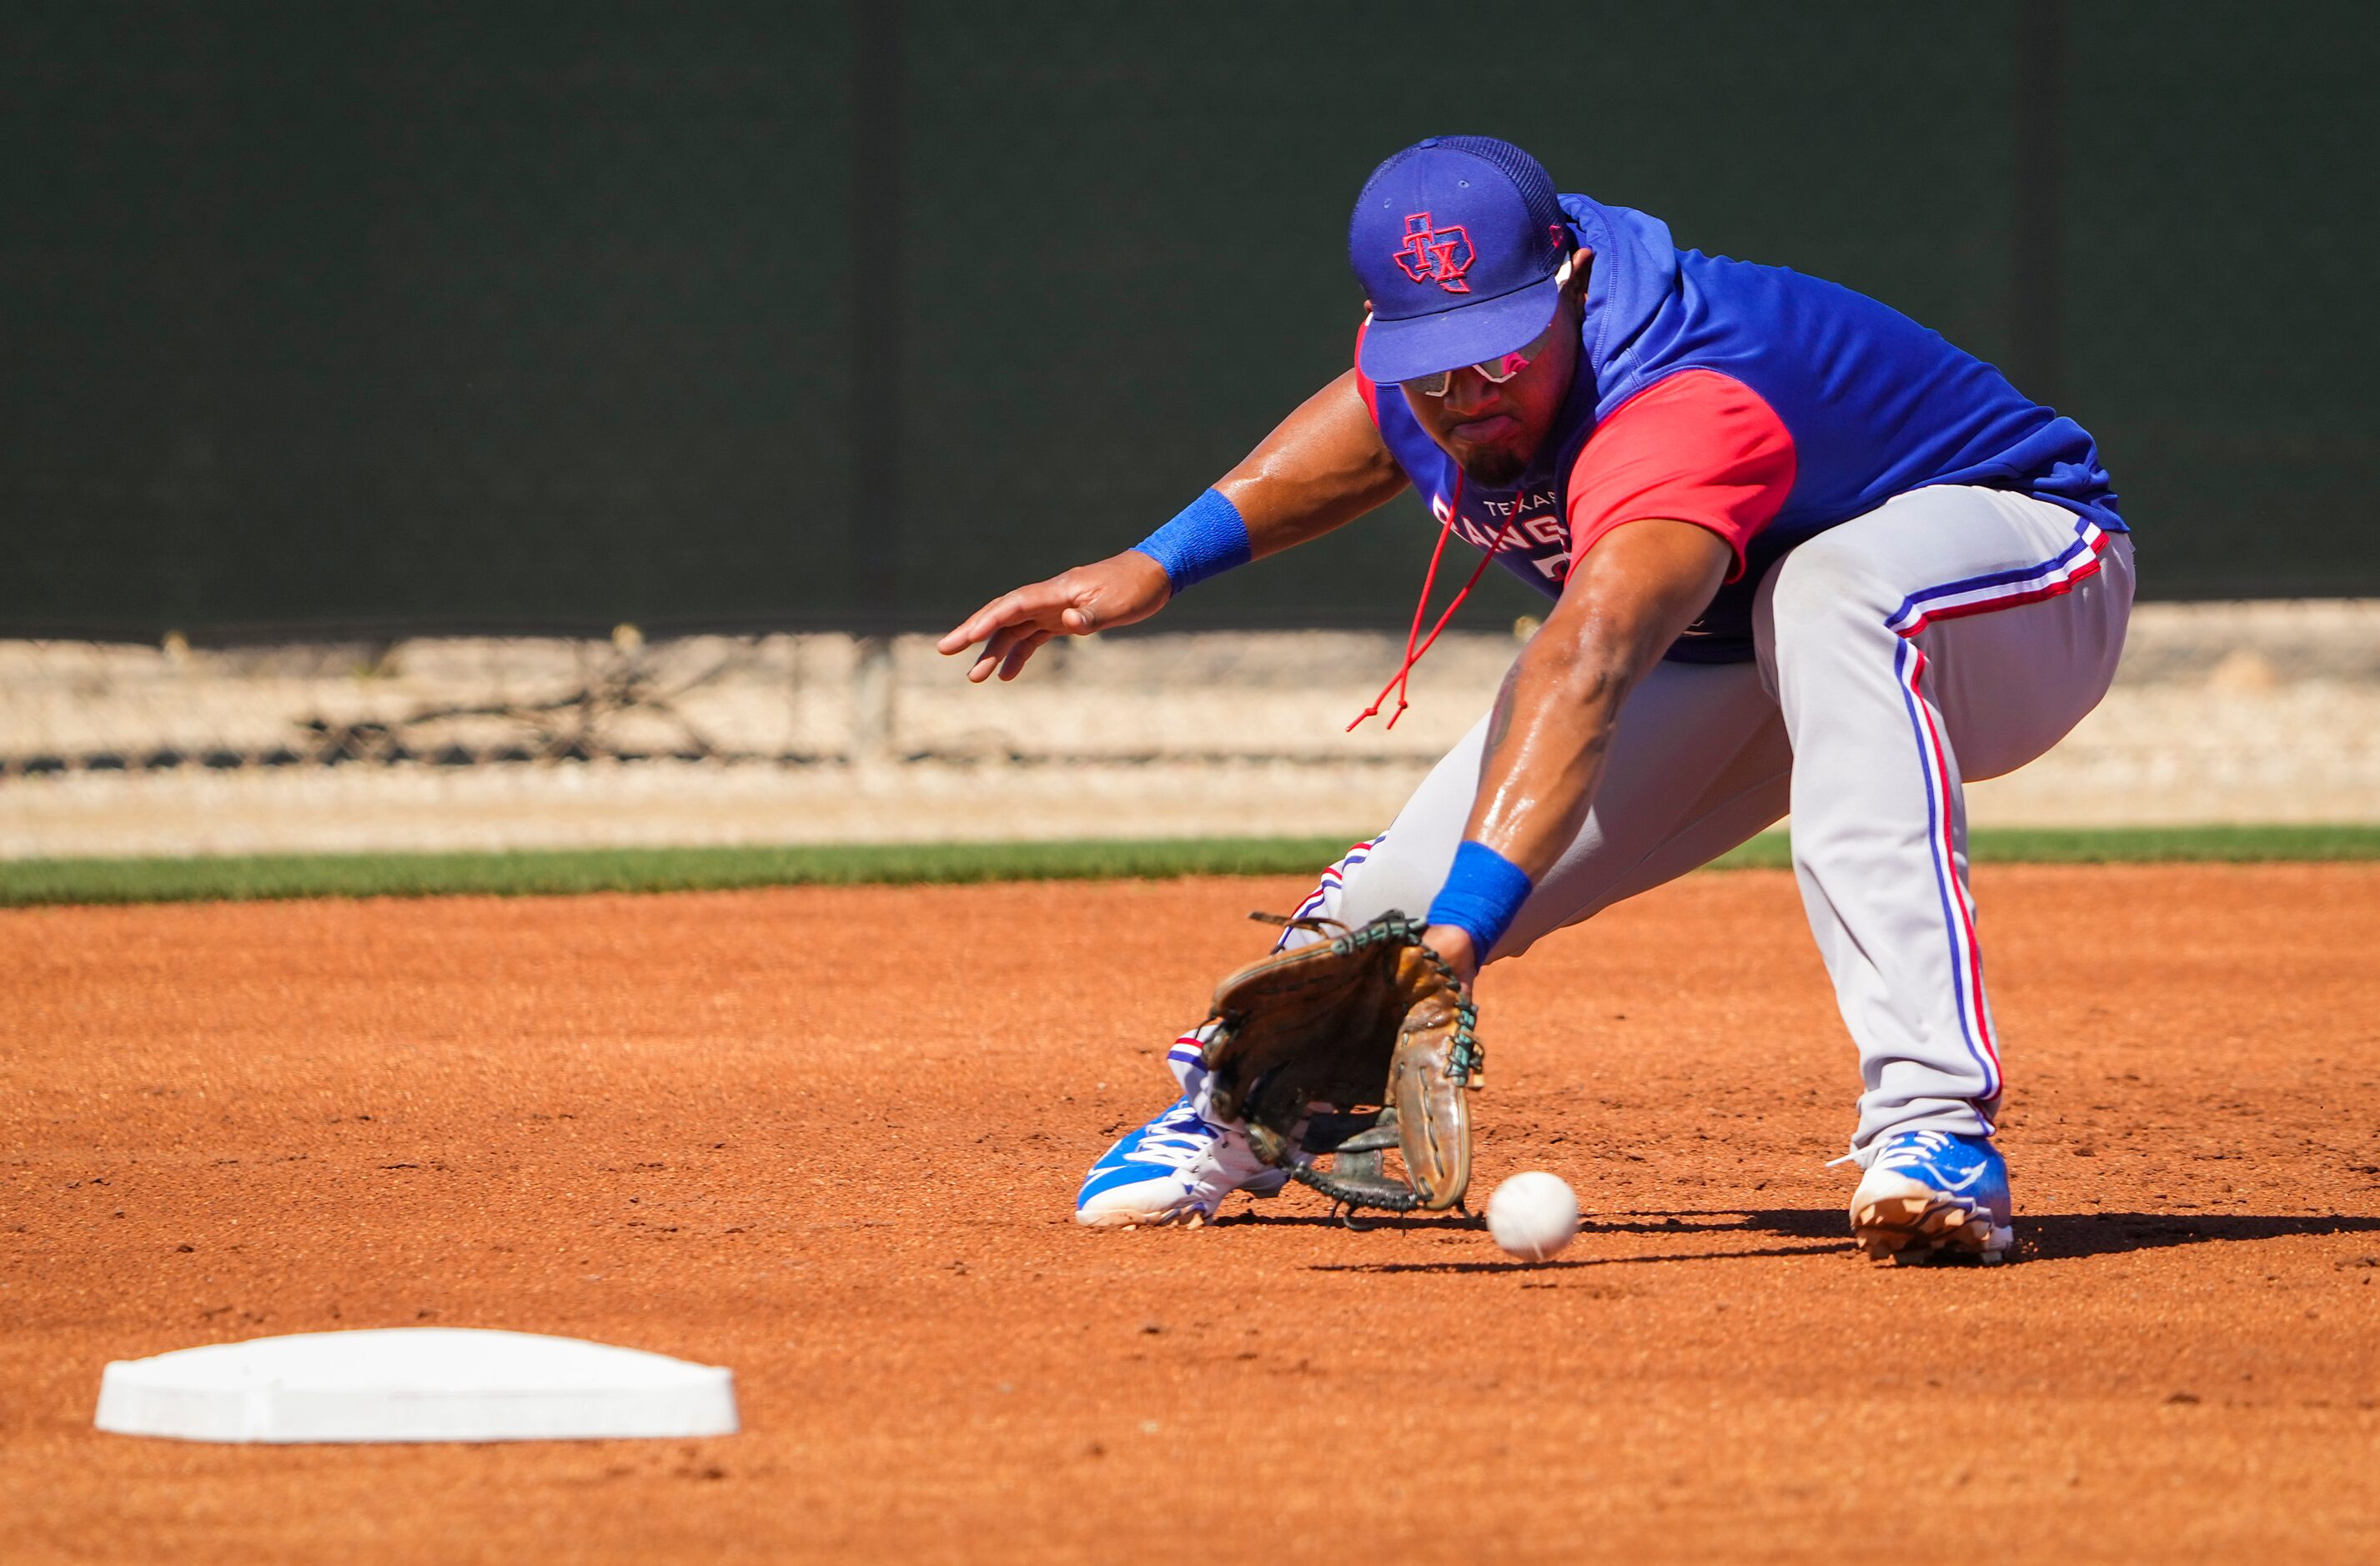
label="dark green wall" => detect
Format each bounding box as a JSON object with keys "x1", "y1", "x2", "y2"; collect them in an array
[{"x1": 3, "y1": 2, "x2": 2372, "y2": 640}]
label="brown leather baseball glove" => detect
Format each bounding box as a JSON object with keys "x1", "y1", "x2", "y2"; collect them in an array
[{"x1": 1201, "y1": 911, "x2": 1482, "y2": 1213}]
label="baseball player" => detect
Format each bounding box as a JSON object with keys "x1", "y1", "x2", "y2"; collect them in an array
[{"x1": 939, "y1": 136, "x2": 2131, "y2": 1262}]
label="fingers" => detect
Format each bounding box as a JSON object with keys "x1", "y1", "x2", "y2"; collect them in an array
[
  {"x1": 996, "y1": 630, "x2": 1052, "y2": 681},
  {"x1": 964, "y1": 620, "x2": 1049, "y2": 683},
  {"x1": 937, "y1": 587, "x2": 1032, "y2": 656},
  {"x1": 938, "y1": 581, "x2": 1060, "y2": 655},
  {"x1": 939, "y1": 570, "x2": 1110, "y2": 680},
  {"x1": 965, "y1": 624, "x2": 1018, "y2": 683},
  {"x1": 962, "y1": 623, "x2": 1056, "y2": 683},
  {"x1": 938, "y1": 591, "x2": 1023, "y2": 655}
]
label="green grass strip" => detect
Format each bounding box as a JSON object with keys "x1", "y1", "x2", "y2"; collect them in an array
[
  {"x1": 1707, "y1": 824, "x2": 2380, "y2": 871},
  {"x1": 0, "y1": 836, "x2": 1366, "y2": 907},
  {"x1": 3, "y1": 825, "x2": 2375, "y2": 907}
]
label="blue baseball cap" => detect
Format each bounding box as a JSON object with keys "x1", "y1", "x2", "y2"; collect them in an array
[{"x1": 1348, "y1": 136, "x2": 1574, "y2": 386}]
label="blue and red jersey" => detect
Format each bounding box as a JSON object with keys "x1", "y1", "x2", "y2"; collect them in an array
[{"x1": 1355, "y1": 194, "x2": 2124, "y2": 662}]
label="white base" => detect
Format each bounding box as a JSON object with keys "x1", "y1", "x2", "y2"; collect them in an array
[{"x1": 93, "y1": 1328, "x2": 738, "y2": 1443}]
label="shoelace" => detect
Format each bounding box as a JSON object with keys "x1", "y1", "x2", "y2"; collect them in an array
[
  {"x1": 1826, "y1": 1128, "x2": 1965, "y2": 1172},
  {"x1": 1873, "y1": 1129, "x2": 1961, "y2": 1172},
  {"x1": 1348, "y1": 469, "x2": 1524, "y2": 731},
  {"x1": 1122, "y1": 1107, "x2": 1223, "y2": 1169}
]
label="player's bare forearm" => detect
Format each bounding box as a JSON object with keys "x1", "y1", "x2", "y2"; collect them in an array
[
  {"x1": 1466, "y1": 521, "x2": 1730, "y2": 870},
  {"x1": 1424, "y1": 521, "x2": 1731, "y2": 974},
  {"x1": 938, "y1": 371, "x2": 1404, "y2": 681},
  {"x1": 1213, "y1": 370, "x2": 1408, "y2": 557}
]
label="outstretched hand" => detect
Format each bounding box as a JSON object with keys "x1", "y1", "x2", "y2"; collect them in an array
[{"x1": 936, "y1": 550, "x2": 1173, "y2": 682}]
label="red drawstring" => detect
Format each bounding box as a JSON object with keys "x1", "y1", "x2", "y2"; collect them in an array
[{"x1": 1348, "y1": 471, "x2": 1521, "y2": 731}]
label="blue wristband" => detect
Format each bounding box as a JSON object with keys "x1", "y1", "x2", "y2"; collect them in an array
[
  {"x1": 1131, "y1": 488, "x2": 1252, "y2": 593},
  {"x1": 1426, "y1": 841, "x2": 1534, "y2": 959}
]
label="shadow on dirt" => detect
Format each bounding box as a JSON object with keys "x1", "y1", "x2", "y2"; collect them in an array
[
  {"x1": 1228, "y1": 1207, "x2": 1836, "y2": 1240},
  {"x1": 1308, "y1": 1239, "x2": 1855, "y2": 1276},
  {"x1": 2017, "y1": 1210, "x2": 2380, "y2": 1260},
  {"x1": 1596, "y1": 1207, "x2": 2380, "y2": 1260},
  {"x1": 1291, "y1": 1207, "x2": 1855, "y2": 1272},
  {"x1": 1287, "y1": 1207, "x2": 2380, "y2": 1272}
]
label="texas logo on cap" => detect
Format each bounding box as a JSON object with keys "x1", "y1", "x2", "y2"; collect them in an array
[
  {"x1": 1393, "y1": 212, "x2": 1474, "y2": 294},
  {"x1": 1349, "y1": 135, "x2": 1573, "y2": 384}
]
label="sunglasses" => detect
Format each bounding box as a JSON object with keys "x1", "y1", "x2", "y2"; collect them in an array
[{"x1": 1402, "y1": 258, "x2": 1574, "y2": 398}]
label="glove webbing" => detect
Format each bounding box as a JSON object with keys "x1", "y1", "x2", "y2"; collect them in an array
[
  {"x1": 1244, "y1": 909, "x2": 1483, "y2": 1082},
  {"x1": 1234, "y1": 912, "x2": 1484, "y2": 1209}
]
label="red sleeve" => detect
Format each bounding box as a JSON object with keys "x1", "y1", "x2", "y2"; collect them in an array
[{"x1": 1564, "y1": 369, "x2": 1796, "y2": 581}]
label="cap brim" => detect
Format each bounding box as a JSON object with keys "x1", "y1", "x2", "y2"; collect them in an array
[{"x1": 1358, "y1": 273, "x2": 1564, "y2": 386}]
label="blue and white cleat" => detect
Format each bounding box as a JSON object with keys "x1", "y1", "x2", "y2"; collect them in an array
[
  {"x1": 1074, "y1": 1096, "x2": 1288, "y2": 1228},
  {"x1": 1850, "y1": 1128, "x2": 2015, "y2": 1264}
]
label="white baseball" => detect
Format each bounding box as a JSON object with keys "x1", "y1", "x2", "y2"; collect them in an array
[{"x1": 1485, "y1": 1171, "x2": 1580, "y2": 1261}]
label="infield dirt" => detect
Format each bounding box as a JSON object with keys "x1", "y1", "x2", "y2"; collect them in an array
[{"x1": 4, "y1": 865, "x2": 2377, "y2": 1562}]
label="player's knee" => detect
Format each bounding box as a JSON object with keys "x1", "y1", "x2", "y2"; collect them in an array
[
  {"x1": 1331, "y1": 842, "x2": 1443, "y2": 933},
  {"x1": 1764, "y1": 537, "x2": 1895, "y2": 637}
]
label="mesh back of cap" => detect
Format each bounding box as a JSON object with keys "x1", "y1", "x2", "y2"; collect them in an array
[
  {"x1": 1433, "y1": 136, "x2": 1562, "y2": 231},
  {"x1": 1353, "y1": 135, "x2": 1565, "y2": 258}
]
